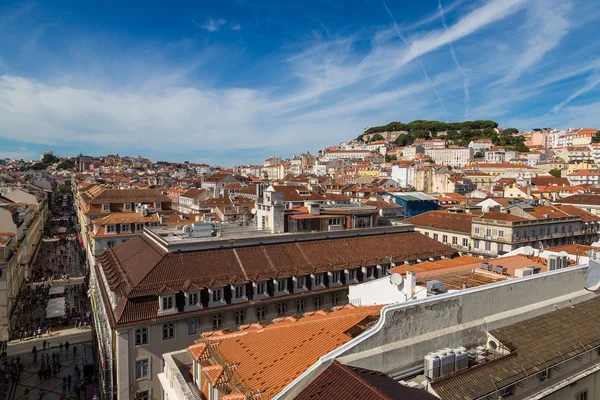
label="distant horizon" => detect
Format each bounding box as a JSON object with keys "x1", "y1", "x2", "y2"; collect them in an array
[
  {"x1": 1, "y1": 0, "x2": 599, "y2": 164},
  {"x1": 2, "y1": 124, "x2": 597, "y2": 166}
]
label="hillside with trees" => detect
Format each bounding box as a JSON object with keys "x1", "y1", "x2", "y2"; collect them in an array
[{"x1": 359, "y1": 119, "x2": 528, "y2": 152}]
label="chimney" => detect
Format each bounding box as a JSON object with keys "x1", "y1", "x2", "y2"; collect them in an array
[{"x1": 404, "y1": 271, "x2": 416, "y2": 299}]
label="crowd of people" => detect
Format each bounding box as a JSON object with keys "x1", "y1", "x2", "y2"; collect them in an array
[{"x1": 10, "y1": 190, "x2": 88, "y2": 342}]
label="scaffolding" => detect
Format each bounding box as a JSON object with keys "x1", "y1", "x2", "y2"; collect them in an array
[{"x1": 89, "y1": 272, "x2": 117, "y2": 399}]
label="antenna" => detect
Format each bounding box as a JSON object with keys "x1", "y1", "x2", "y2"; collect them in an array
[{"x1": 390, "y1": 273, "x2": 404, "y2": 291}]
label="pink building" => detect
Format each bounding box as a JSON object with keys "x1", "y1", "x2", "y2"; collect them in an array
[{"x1": 526, "y1": 132, "x2": 550, "y2": 148}]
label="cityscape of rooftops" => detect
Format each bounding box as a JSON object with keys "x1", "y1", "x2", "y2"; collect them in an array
[{"x1": 0, "y1": 1, "x2": 599, "y2": 399}]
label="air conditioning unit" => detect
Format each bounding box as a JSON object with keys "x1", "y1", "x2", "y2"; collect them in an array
[
  {"x1": 454, "y1": 347, "x2": 468, "y2": 371},
  {"x1": 548, "y1": 255, "x2": 558, "y2": 271},
  {"x1": 424, "y1": 353, "x2": 440, "y2": 380},
  {"x1": 515, "y1": 268, "x2": 533, "y2": 277},
  {"x1": 492, "y1": 265, "x2": 507, "y2": 274},
  {"x1": 438, "y1": 349, "x2": 455, "y2": 377}
]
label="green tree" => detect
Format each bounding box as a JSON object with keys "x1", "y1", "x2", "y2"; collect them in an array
[
  {"x1": 42, "y1": 154, "x2": 59, "y2": 165},
  {"x1": 370, "y1": 133, "x2": 385, "y2": 142},
  {"x1": 548, "y1": 169, "x2": 562, "y2": 178},
  {"x1": 592, "y1": 131, "x2": 600, "y2": 143},
  {"x1": 56, "y1": 160, "x2": 75, "y2": 170}
]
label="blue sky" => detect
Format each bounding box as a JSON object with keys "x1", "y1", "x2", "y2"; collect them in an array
[{"x1": 0, "y1": 0, "x2": 599, "y2": 165}]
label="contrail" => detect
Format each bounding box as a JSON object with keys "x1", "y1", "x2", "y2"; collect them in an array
[
  {"x1": 382, "y1": 0, "x2": 448, "y2": 117},
  {"x1": 438, "y1": 0, "x2": 470, "y2": 119}
]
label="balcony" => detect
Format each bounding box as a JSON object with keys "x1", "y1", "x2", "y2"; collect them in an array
[{"x1": 159, "y1": 350, "x2": 202, "y2": 400}]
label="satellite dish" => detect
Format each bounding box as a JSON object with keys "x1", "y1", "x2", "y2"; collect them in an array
[{"x1": 390, "y1": 273, "x2": 404, "y2": 290}]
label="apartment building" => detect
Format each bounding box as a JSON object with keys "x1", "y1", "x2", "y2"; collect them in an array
[
  {"x1": 89, "y1": 224, "x2": 456, "y2": 399},
  {"x1": 75, "y1": 185, "x2": 174, "y2": 257},
  {"x1": 177, "y1": 188, "x2": 210, "y2": 214},
  {"x1": 322, "y1": 149, "x2": 372, "y2": 161},
  {"x1": 568, "y1": 169, "x2": 600, "y2": 185},
  {"x1": 406, "y1": 204, "x2": 600, "y2": 257},
  {"x1": 404, "y1": 211, "x2": 476, "y2": 253},
  {"x1": 424, "y1": 147, "x2": 473, "y2": 168},
  {"x1": 0, "y1": 187, "x2": 48, "y2": 344},
  {"x1": 468, "y1": 138, "x2": 492, "y2": 152}
]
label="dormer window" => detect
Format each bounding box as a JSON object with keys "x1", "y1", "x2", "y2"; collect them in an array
[
  {"x1": 186, "y1": 292, "x2": 200, "y2": 309},
  {"x1": 312, "y1": 273, "x2": 324, "y2": 288},
  {"x1": 231, "y1": 284, "x2": 247, "y2": 304},
  {"x1": 210, "y1": 288, "x2": 224, "y2": 304},
  {"x1": 121, "y1": 224, "x2": 131, "y2": 233},
  {"x1": 274, "y1": 278, "x2": 288, "y2": 295},
  {"x1": 380, "y1": 264, "x2": 390, "y2": 276},
  {"x1": 105, "y1": 225, "x2": 116, "y2": 234},
  {"x1": 124, "y1": 203, "x2": 132, "y2": 211},
  {"x1": 345, "y1": 268, "x2": 358, "y2": 282},
  {"x1": 155, "y1": 202, "x2": 161, "y2": 209},
  {"x1": 102, "y1": 203, "x2": 110, "y2": 212},
  {"x1": 158, "y1": 295, "x2": 176, "y2": 315},
  {"x1": 364, "y1": 266, "x2": 375, "y2": 279},
  {"x1": 294, "y1": 275, "x2": 307, "y2": 290},
  {"x1": 254, "y1": 281, "x2": 267, "y2": 297},
  {"x1": 329, "y1": 271, "x2": 341, "y2": 286}
]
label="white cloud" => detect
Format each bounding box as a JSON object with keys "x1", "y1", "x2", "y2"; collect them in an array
[
  {"x1": 196, "y1": 17, "x2": 227, "y2": 32},
  {"x1": 399, "y1": 0, "x2": 527, "y2": 67},
  {"x1": 495, "y1": 0, "x2": 571, "y2": 85},
  {"x1": 551, "y1": 71, "x2": 600, "y2": 113}
]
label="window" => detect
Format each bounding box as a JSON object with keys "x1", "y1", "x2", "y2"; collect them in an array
[
  {"x1": 498, "y1": 244, "x2": 504, "y2": 253},
  {"x1": 568, "y1": 225, "x2": 572, "y2": 233},
  {"x1": 256, "y1": 306, "x2": 266, "y2": 321},
  {"x1": 332, "y1": 293, "x2": 340, "y2": 306},
  {"x1": 276, "y1": 302, "x2": 287, "y2": 317},
  {"x1": 234, "y1": 285, "x2": 246, "y2": 299},
  {"x1": 314, "y1": 274, "x2": 323, "y2": 287},
  {"x1": 331, "y1": 271, "x2": 341, "y2": 284},
  {"x1": 211, "y1": 288, "x2": 223, "y2": 303},
  {"x1": 474, "y1": 240, "x2": 480, "y2": 249},
  {"x1": 135, "y1": 328, "x2": 148, "y2": 346},
  {"x1": 462, "y1": 238, "x2": 469, "y2": 247},
  {"x1": 328, "y1": 217, "x2": 343, "y2": 226},
  {"x1": 155, "y1": 202, "x2": 161, "y2": 209},
  {"x1": 366, "y1": 267, "x2": 375, "y2": 279},
  {"x1": 442, "y1": 235, "x2": 448, "y2": 243},
  {"x1": 235, "y1": 310, "x2": 245, "y2": 325},
  {"x1": 381, "y1": 264, "x2": 389, "y2": 275},
  {"x1": 135, "y1": 223, "x2": 144, "y2": 231},
  {"x1": 576, "y1": 390, "x2": 588, "y2": 400},
  {"x1": 106, "y1": 224, "x2": 116, "y2": 233},
  {"x1": 255, "y1": 282, "x2": 266, "y2": 296},
  {"x1": 188, "y1": 319, "x2": 199, "y2": 335},
  {"x1": 188, "y1": 292, "x2": 199, "y2": 307},
  {"x1": 135, "y1": 391, "x2": 150, "y2": 400},
  {"x1": 433, "y1": 233, "x2": 439, "y2": 241},
  {"x1": 212, "y1": 314, "x2": 222, "y2": 330},
  {"x1": 314, "y1": 296, "x2": 323, "y2": 309},
  {"x1": 125, "y1": 203, "x2": 132, "y2": 211},
  {"x1": 135, "y1": 358, "x2": 149, "y2": 380},
  {"x1": 107, "y1": 241, "x2": 115, "y2": 248},
  {"x1": 452, "y1": 237, "x2": 458, "y2": 245},
  {"x1": 486, "y1": 228, "x2": 492, "y2": 237},
  {"x1": 277, "y1": 279, "x2": 287, "y2": 292},
  {"x1": 296, "y1": 276, "x2": 306, "y2": 289},
  {"x1": 498, "y1": 230, "x2": 504, "y2": 238},
  {"x1": 102, "y1": 203, "x2": 110, "y2": 212},
  {"x1": 162, "y1": 323, "x2": 175, "y2": 340},
  {"x1": 296, "y1": 299, "x2": 305, "y2": 313},
  {"x1": 162, "y1": 296, "x2": 174, "y2": 311},
  {"x1": 485, "y1": 241, "x2": 491, "y2": 251},
  {"x1": 474, "y1": 227, "x2": 480, "y2": 234},
  {"x1": 121, "y1": 224, "x2": 131, "y2": 233},
  {"x1": 348, "y1": 269, "x2": 357, "y2": 281}
]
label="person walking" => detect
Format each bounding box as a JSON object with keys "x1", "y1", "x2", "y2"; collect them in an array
[{"x1": 73, "y1": 345, "x2": 77, "y2": 357}]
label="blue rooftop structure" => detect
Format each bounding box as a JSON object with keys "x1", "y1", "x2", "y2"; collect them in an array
[{"x1": 387, "y1": 192, "x2": 439, "y2": 219}]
